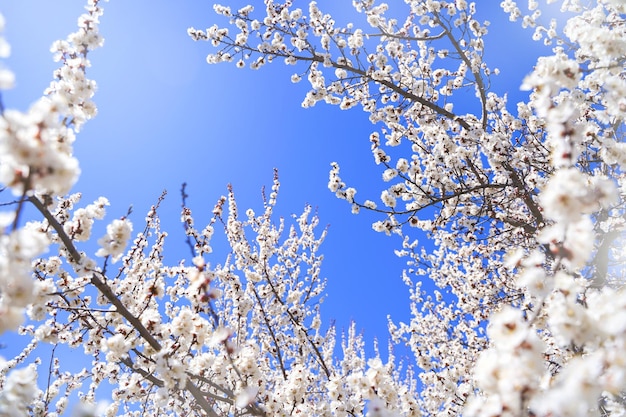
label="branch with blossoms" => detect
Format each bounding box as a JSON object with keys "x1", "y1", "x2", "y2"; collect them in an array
[
  {"x1": 0, "y1": 2, "x2": 272, "y2": 415},
  {"x1": 0, "y1": 0, "x2": 105, "y2": 338},
  {"x1": 0, "y1": 1, "x2": 110, "y2": 414},
  {"x1": 188, "y1": 2, "x2": 484, "y2": 128},
  {"x1": 18, "y1": 186, "x2": 272, "y2": 415},
  {"x1": 189, "y1": 1, "x2": 553, "y2": 246},
  {"x1": 464, "y1": 1, "x2": 626, "y2": 416},
  {"x1": 194, "y1": 1, "x2": 626, "y2": 416},
  {"x1": 2, "y1": 0, "x2": 626, "y2": 416},
  {"x1": 8, "y1": 161, "x2": 419, "y2": 415}
]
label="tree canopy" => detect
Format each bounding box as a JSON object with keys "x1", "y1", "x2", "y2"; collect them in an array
[{"x1": 0, "y1": 1, "x2": 625, "y2": 416}]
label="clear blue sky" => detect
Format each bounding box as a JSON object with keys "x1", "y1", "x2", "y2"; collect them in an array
[{"x1": 1, "y1": 1, "x2": 551, "y2": 364}]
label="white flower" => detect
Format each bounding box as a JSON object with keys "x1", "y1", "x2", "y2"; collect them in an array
[
  {"x1": 546, "y1": 291, "x2": 593, "y2": 347},
  {"x1": 516, "y1": 265, "x2": 552, "y2": 298},
  {"x1": 96, "y1": 218, "x2": 132, "y2": 262},
  {"x1": 102, "y1": 333, "x2": 130, "y2": 362},
  {"x1": 382, "y1": 169, "x2": 398, "y2": 182},
  {"x1": 210, "y1": 327, "x2": 232, "y2": 346},
  {"x1": 381, "y1": 190, "x2": 396, "y2": 208},
  {"x1": 540, "y1": 169, "x2": 615, "y2": 223},
  {"x1": 586, "y1": 287, "x2": 626, "y2": 337},
  {"x1": 366, "y1": 396, "x2": 396, "y2": 417},
  {"x1": 0, "y1": 68, "x2": 14, "y2": 89},
  {"x1": 69, "y1": 400, "x2": 110, "y2": 417},
  {"x1": 348, "y1": 29, "x2": 364, "y2": 49},
  {"x1": 235, "y1": 386, "x2": 258, "y2": 409},
  {"x1": 487, "y1": 306, "x2": 528, "y2": 350},
  {"x1": 521, "y1": 54, "x2": 580, "y2": 94},
  {"x1": 0, "y1": 304, "x2": 25, "y2": 333},
  {"x1": 538, "y1": 216, "x2": 594, "y2": 269},
  {"x1": 0, "y1": 364, "x2": 39, "y2": 416},
  {"x1": 363, "y1": 200, "x2": 377, "y2": 210}
]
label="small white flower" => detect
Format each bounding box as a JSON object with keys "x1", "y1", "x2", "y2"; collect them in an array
[
  {"x1": 235, "y1": 386, "x2": 258, "y2": 409},
  {"x1": 96, "y1": 218, "x2": 132, "y2": 262},
  {"x1": 487, "y1": 306, "x2": 528, "y2": 351}
]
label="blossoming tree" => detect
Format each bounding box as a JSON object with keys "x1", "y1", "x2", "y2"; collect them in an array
[{"x1": 0, "y1": 0, "x2": 625, "y2": 416}]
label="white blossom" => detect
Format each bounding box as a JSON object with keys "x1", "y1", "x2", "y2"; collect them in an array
[
  {"x1": 2, "y1": 0, "x2": 626, "y2": 416},
  {"x1": 96, "y1": 218, "x2": 132, "y2": 262}
]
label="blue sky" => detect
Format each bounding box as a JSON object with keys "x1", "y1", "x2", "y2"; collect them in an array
[{"x1": 1, "y1": 1, "x2": 552, "y2": 366}]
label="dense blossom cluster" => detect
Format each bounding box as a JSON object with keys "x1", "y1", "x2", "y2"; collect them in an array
[
  {"x1": 0, "y1": 0, "x2": 107, "y2": 347},
  {"x1": 191, "y1": 0, "x2": 626, "y2": 415},
  {"x1": 0, "y1": 0, "x2": 625, "y2": 416},
  {"x1": 0, "y1": 1, "x2": 114, "y2": 415}
]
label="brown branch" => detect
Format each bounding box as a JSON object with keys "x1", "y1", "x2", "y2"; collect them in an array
[
  {"x1": 368, "y1": 27, "x2": 446, "y2": 41},
  {"x1": 30, "y1": 195, "x2": 164, "y2": 352},
  {"x1": 433, "y1": 12, "x2": 488, "y2": 130},
  {"x1": 88, "y1": 273, "x2": 162, "y2": 352},
  {"x1": 251, "y1": 284, "x2": 288, "y2": 380},
  {"x1": 353, "y1": 182, "x2": 507, "y2": 217},
  {"x1": 309, "y1": 52, "x2": 473, "y2": 130},
  {"x1": 262, "y1": 265, "x2": 331, "y2": 378},
  {"x1": 226, "y1": 39, "x2": 473, "y2": 130},
  {"x1": 183, "y1": 380, "x2": 222, "y2": 417},
  {"x1": 501, "y1": 162, "x2": 545, "y2": 227},
  {"x1": 29, "y1": 195, "x2": 82, "y2": 264}
]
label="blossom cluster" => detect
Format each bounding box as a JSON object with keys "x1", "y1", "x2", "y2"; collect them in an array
[
  {"x1": 1, "y1": 0, "x2": 626, "y2": 416},
  {"x1": 0, "y1": 0, "x2": 107, "y2": 343},
  {"x1": 7, "y1": 168, "x2": 422, "y2": 415},
  {"x1": 465, "y1": 1, "x2": 626, "y2": 416},
  {"x1": 197, "y1": 0, "x2": 626, "y2": 415},
  {"x1": 0, "y1": 3, "x2": 109, "y2": 415},
  {"x1": 0, "y1": 362, "x2": 39, "y2": 417}
]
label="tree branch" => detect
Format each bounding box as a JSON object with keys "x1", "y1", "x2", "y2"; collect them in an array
[{"x1": 29, "y1": 194, "x2": 222, "y2": 417}]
